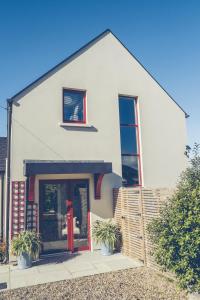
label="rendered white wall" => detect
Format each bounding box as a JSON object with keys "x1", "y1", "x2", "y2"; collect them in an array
[{"x1": 10, "y1": 32, "x2": 187, "y2": 220}]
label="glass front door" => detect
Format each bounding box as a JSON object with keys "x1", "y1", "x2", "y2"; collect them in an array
[
  {"x1": 39, "y1": 180, "x2": 89, "y2": 254},
  {"x1": 39, "y1": 182, "x2": 68, "y2": 253}
]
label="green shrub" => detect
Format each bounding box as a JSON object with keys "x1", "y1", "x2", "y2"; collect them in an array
[
  {"x1": 148, "y1": 144, "x2": 200, "y2": 292},
  {"x1": 0, "y1": 241, "x2": 6, "y2": 262}
]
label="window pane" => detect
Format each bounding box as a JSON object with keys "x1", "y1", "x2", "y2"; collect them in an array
[
  {"x1": 122, "y1": 155, "x2": 139, "y2": 186},
  {"x1": 120, "y1": 126, "x2": 137, "y2": 154},
  {"x1": 119, "y1": 97, "x2": 136, "y2": 124},
  {"x1": 72, "y1": 182, "x2": 89, "y2": 249},
  {"x1": 63, "y1": 90, "x2": 84, "y2": 122}
]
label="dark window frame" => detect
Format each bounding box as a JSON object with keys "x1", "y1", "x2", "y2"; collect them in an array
[
  {"x1": 62, "y1": 88, "x2": 86, "y2": 124},
  {"x1": 119, "y1": 95, "x2": 142, "y2": 187}
]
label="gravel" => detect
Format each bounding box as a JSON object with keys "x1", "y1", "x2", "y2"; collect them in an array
[{"x1": 0, "y1": 267, "x2": 187, "y2": 300}]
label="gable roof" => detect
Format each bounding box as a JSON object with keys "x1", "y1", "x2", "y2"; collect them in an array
[
  {"x1": 9, "y1": 29, "x2": 188, "y2": 117},
  {"x1": 0, "y1": 137, "x2": 7, "y2": 173}
]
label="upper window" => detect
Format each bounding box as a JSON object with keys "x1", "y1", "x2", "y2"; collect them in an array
[
  {"x1": 119, "y1": 96, "x2": 141, "y2": 187},
  {"x1": 63, "y1": 89, "x2": 86, "y2": 123},
  {"x1": 119, "y1": 97, "x2": 136, "y2": 125}
]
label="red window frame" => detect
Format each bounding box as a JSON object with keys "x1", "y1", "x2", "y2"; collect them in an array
[
  {"x1": 119, "y1": 95, "x2": 142, "y2": 187},
  {"x1": 62, "y1": 88, "x2": 86, "y2": 124}
]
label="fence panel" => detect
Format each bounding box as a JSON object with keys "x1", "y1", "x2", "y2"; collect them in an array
[{"x1": 113, "y1": 187, "x2": 174, "y2": 267}]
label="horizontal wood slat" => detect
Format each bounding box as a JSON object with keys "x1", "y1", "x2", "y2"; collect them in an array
[{"x1": 113, "y1": 187, "x2": 174, "y2": 267}]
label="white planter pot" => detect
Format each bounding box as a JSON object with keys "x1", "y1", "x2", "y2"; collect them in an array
[
  {"x1": 101, "y1": 243, "x2": 113, "y2": 256},
  {"x1": 17, "y1": 253, "x2": 32, "y2": 269}
]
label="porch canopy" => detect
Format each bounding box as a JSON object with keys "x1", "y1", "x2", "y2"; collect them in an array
[{"x1": 24, "y1": 160, "x2": 112, "y2": 199}]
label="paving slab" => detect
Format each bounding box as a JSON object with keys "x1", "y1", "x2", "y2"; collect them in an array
[
  {"x1": 36, "y1": 263, "x2": 67, "y2": 273},
  {"x1": 70, "y1": 268, "x2": 99, "y2": 279},
  {"x1": 0, "y1": 272, "x2": 10, "y2": 289},
  {"x1": 33, "y1": 270, "x2": 72, "y2": 285},
  {"x1": 92, "y1": 262, "x2": 112, "y2": 273},
  {"x1": 106, "y1": 258, "x2": 142, "y2": 271},
  {"x1": 0, "y1": 265, "x2": 9, "y2": 274},
  {"x1": 0, "y1": 251, "x2": 143, "y2": 291},
  {"x1": 64, "y1": 261, "x2": 96, "y2": 273}
]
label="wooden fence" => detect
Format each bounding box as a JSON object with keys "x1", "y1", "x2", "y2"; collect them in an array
[{"x1": 113, "y1": 187, "x2": 174, "y2": 267}]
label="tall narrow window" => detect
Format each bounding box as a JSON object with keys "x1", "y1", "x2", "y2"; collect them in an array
[
  {"x1": 63, "y1": 89, "x2": 86, "y2": 123},
  {"x1": 119, "y1": 96, "x2": 141, "y2": 186}
]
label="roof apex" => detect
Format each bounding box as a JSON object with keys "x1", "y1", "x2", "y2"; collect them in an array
[
  {"x1": 9, "y1": 29, "x2": 112, "y2": 103},
  {"x1": 9, "y1": 29, "x2": 188, "y2": 117}
]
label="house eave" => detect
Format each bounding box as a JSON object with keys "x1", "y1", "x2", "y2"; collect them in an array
[
  {"x1": 8, "y1": 29, "x2": 188, "y2": 118},
  {"x1": 24, "y1": 160, "x2": 112, "y2": 177}
]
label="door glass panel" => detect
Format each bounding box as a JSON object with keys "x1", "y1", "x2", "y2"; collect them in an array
[
  {"x1": 72, "y1": 182, "x2": 89, "y2": 250},
  {"x1": 40, "y1": 183, "x2": 68, "y2": 253}
]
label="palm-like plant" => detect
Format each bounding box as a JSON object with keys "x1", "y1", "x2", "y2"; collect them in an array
[
  {"x1": 92, "y1": 220, "x2": 121, "y2": 249},
  {"x1": 0, "y1": 241, "x2": 6, "y2": 262},
  {"x1": 11, "y1": 231, "x2": 40, "y2": 259}
]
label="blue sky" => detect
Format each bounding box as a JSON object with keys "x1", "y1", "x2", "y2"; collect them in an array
[{"x1": 0, "y1": 0, "x2": 199, "y2": 146}]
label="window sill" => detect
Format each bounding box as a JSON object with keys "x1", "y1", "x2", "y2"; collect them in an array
[{"x1": 59, "y1": 122, "x2": 94, "y2": 128}]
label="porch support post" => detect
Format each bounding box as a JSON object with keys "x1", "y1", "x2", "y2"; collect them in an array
[{"x1": 94, "y1": 173, "x2": 105, "y2": 199}]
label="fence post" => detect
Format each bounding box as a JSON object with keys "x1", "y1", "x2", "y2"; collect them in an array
[{"x1": 139, "y1": 188, "x2": 147, "y2": 265}]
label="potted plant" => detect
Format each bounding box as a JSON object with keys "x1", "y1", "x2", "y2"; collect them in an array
[
  {"x1": 93, "y1": 220, "x2": 121, "y2": 255},
  {"x1": 11, "y1": 231, "x2": 40, "y2": 269}
]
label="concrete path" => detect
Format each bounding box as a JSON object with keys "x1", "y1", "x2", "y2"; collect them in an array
[{"x1": 0, "y1": 251, "x2": 143, "y2": 290}]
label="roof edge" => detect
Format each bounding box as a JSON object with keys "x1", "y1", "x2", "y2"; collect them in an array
[
  {"x1": 9, "y1": 28, "x2": 188, "y2": 117},
  {"x1": 9, "y1": 29, "x2": 111, "y2": 103},
  {"x1": 109, "y1": 31, "x2": 188, "y2": 118}
]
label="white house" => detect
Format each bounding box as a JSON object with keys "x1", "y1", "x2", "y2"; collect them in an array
[{"x1": 1, "y1": 29, "x2": 188, "y2": 255}]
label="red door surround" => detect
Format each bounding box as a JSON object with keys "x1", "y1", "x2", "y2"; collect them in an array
[
  {"x1": 66, "y1": 199, "x2": 73, "y2": 252},
  {"x1": 39, "y1": 179, "x2": 90, "y2": 254}
]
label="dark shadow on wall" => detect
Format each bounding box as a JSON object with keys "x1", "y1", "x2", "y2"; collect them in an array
[
  {"x1": 91, "y1": 173, "x2": 122, "y2": 219},
  {"x1": 60, "y1": 125, "x2": 98, "y2": 132}
]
